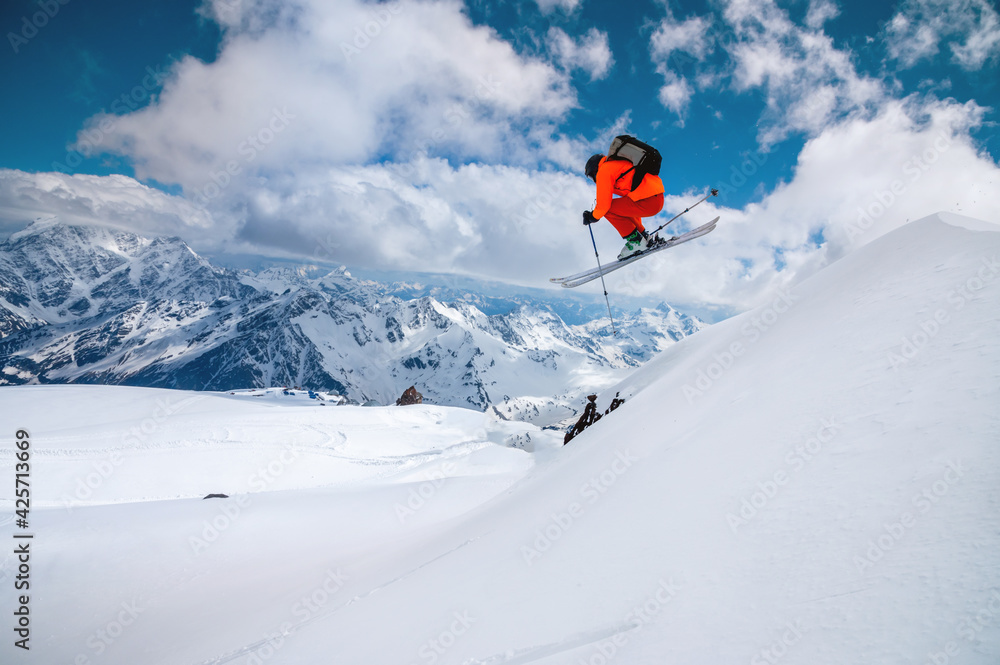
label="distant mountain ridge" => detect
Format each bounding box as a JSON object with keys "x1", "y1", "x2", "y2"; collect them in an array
[{"x1": 0, "y1": 220, "x2": 705, "y2": 426}]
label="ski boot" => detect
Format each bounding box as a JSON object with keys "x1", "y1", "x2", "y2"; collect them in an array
[{"x1": 617, "y1": 230, "x2": 649, "y2": 260}]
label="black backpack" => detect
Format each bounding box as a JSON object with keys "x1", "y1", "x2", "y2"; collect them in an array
[{"x1": 606, "y1": 135, "x2": 662, "y2": 191}]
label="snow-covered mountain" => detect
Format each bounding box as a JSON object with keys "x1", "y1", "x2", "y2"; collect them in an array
[
  {"x1": 0, "y1": 220, "x2": 704, "y2": 424},
  {"x1": 2, "y1": 212, "x2": 996, "y2": 664}
]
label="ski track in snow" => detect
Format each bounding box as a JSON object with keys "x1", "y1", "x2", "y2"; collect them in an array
[
  {"x1": 198, "y1": 535, "x2": 492, "y2": 665},
  {"x1": 461, "y1": 622, "x2": 640, "y2": 665},
  {"x1": 194, "y1": 526, "x2": 630, "y2": 665},
  {"x1": 17, "y1": 435, "x2": 488, "y2": 468},
  {"x1": 0, "y1": 399, "x2": 539, "y2": 505}
]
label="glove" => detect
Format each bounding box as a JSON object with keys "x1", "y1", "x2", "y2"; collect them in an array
[{"x1": 583, "y1": 210, "x2": 598, "y2": 226}]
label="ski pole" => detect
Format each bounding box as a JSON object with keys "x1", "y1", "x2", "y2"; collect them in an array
[
  {"x1": 649, "y1": 188, "x2": 718, "y2": 237},
  {"x1": 587, "y1": 223, "x2": 617, "y2": 336}
]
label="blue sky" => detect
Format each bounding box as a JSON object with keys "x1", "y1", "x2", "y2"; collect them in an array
[
  {"x1": 1, "y1": 0, "x2": 999, "y2": 313},
  {"x1": 1, "y1": 1, "x2": 219, "y2": 179}
]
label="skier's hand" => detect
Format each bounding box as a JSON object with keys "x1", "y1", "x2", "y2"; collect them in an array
[{"x1": 583, "y1": 210, "x2": 597, "y2": 225}]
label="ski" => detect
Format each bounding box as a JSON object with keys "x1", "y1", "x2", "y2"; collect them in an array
[{"x1": 551, "y1": 217, "x2": 719, "y2": 288}]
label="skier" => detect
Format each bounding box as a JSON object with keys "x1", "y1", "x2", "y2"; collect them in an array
[{"x1": 583, "y1": 152, "x2": 665, "y2": 259}]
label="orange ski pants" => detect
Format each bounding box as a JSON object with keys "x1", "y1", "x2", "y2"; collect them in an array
[{"x1": 604, "y1": 193, "x2": 665, "y2": 238}]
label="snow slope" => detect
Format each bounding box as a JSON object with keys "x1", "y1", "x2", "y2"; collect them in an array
[
  {"x1": 1, "y1": 212, "x2": 999, "y2": 664},
  {"x1": 0, "y1": 386, "x2": 553, "y2": 507}
]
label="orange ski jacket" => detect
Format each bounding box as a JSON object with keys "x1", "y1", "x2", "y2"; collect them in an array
[{"x1": 591, "y1": 157, "x2": 665, "y2": 220}]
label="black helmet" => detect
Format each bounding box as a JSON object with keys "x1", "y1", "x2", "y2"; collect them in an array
[{"x1": 585, "y1": 154, "x2": 603, "y2": 182}]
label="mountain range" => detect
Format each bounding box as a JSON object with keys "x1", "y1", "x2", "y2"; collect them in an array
[{"x1": 0, "y1": 219, "x2": 704, "y2": 426}]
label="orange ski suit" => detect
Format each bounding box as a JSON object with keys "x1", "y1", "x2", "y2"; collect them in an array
[{"x1": 591, "y1": 157, "x2": 665, "y2": 238}]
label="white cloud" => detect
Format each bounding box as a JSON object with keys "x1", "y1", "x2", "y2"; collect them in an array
[
  {"x1": 647, "y1": 0, "x2": 882, "y2": 135},
  {"x1": 76, "y1": 0, "x2": 576, "y2": 192},
  {"x1": 220, "y1": 159, "x2": 595, "y2": 280},
  {"x1": 657, "y1": 76, "x2": 695, "y2": 116},
  {"x1": 534, "y1": 0, "x2": 581, "y2": 14},
  {"x1": 13, "y1": 0, "x2": 996, "y2": 318},
  {"x1": 771, "y1": 98, "x2": 1000, "y2": 255},
  {"x1": 650, "y1": 12, "x2": 712, "y2": 62},
  {"x1": 0, "y1": 169, "x2": 214, "y2": 240},
  {"x1": 805, "y1": 0, "x2": 839, "y2": 30},
  {"x1": 602, "y1": 97, "x2": 1000, "y2": 310},
  {"x1": 721, "y1": 0, "x2": 884, "y2": 146},
  {"x1": 547, "y1": 27, "x2": 614, "y2": 81},
  {"x1": 648, "y1": 10, "x2": 713, "y2": 117},
  {"x1": 885, "y1": 0, "x2": 1000, "y2": 70},
  {"x1": 0, "y1": 161, "x2": 599, "y2": 291},
  {"x1": 10, "y1": 95, "x2": 998, "y2": 315}
]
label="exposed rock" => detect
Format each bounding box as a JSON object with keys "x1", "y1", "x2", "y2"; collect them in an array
[
  {"x1": 564, "y1": 392, "x2": 625, "y2": 445},
  {"x1": 396, "y1": 385, "x2": 423, "y2": 406}
]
